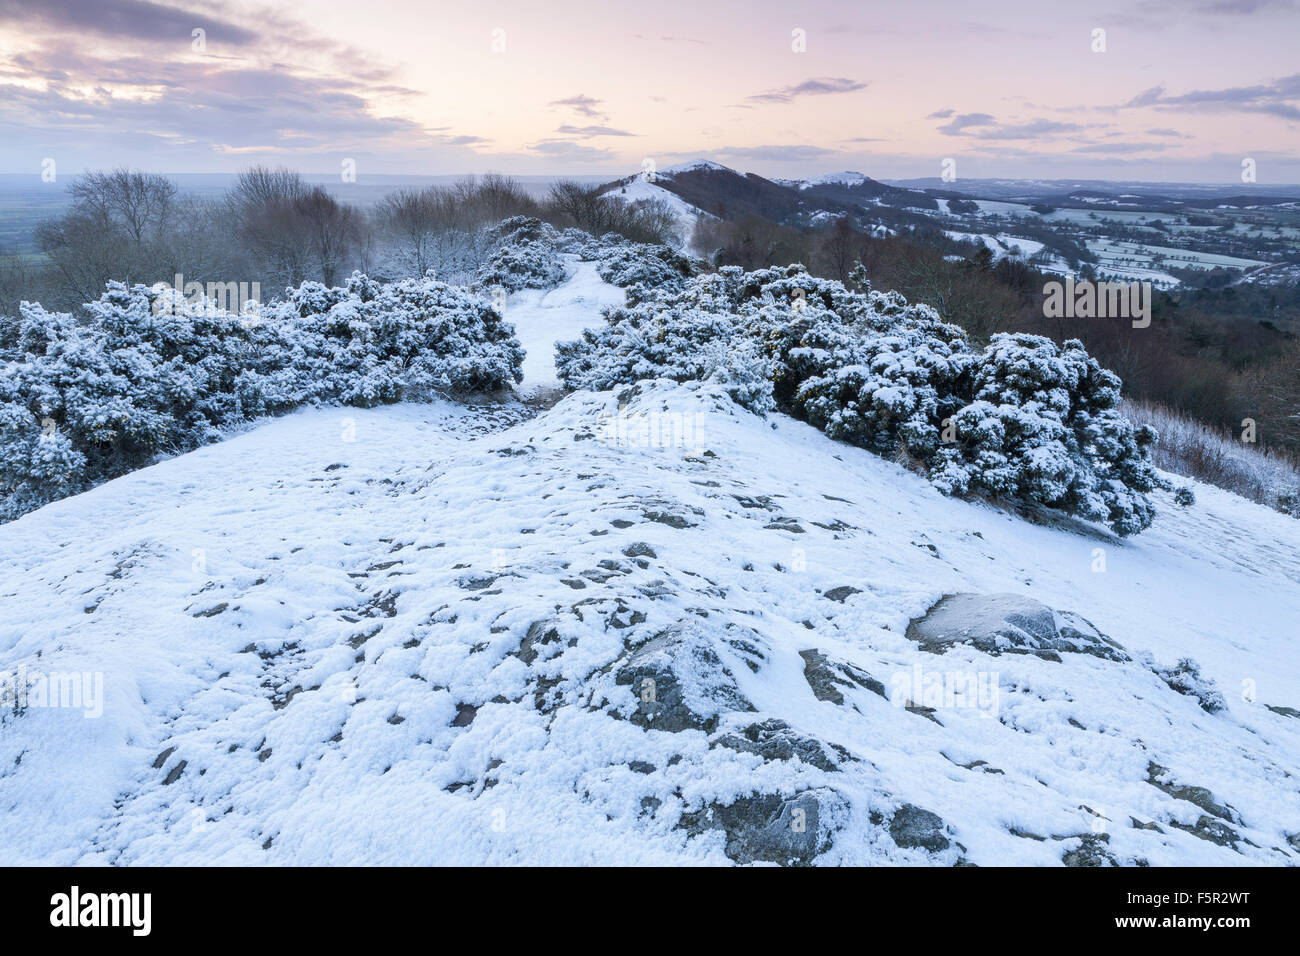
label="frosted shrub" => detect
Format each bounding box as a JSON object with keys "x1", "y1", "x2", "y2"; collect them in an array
[
  {"x1": 786, "y1": 309, "x2": 969, "y2": 457},
  {"x1": 475, "y1": 217, "x2": 568, "y2": 292},
  {"x1": 928, "y1": 334, "x2": 1164, "y2": 536},
  {"x1": 1151, "y1": 656, "x2": 1227, "y2": 713},
  {"x1": 251, "y1": 271, "x2": 524, "y2": 410},
  {"x1": 556, "y1": 300, "x2": 772, "y2": 411},
  {"x1": 0, "y1": 285, "x2": 260, "y2": 521},
  {"x1": 591, "y1": 240, "x2": 700, "y2": 304},
  {"x1": 558, "y1": 263, "x2": 1166, "y2": 535},
  {"x1": 0, "y1": 273, "x2": 523, "y2": 521}
]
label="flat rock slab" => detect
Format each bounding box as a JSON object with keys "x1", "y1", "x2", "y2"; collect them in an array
[{"x1": 905, "y1": 593, "x2": 1128, "y2": 662}]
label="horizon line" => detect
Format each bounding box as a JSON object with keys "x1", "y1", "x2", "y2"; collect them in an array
[{"x1": 2, "y1": 170, "x2": 1299, "y2": 190}]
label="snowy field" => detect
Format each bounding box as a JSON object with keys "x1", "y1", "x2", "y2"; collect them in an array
[
  {"x1": 2, "y1": 264, "x2": 1300, "y2": 868},
  {"x1": 1, "y1": 267, "x2": 1298, "y2": 866},
  {"x1": 1087, "y1": 238, "x2": 1266, "y2": 272},
  {"x1": 944, "y1": 231, "x2": 1046, "y2": 260}
]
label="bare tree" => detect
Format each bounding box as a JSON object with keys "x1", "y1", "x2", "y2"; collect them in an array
[
  {"x1": 68, "y1": 168, "x2": 177, "y2": 249},
  {"x1": 818, "y1": 216, "x2": 859, "y2": 284},
  {"x1": 228, "y1": 166, "x2": 306, "y2": 212},
  {"x1": 294, "y1": 187, "x2": 360, "y2": 287},
  {"x1": 469, "y1": 172, "x2": 539, "y2": 224},
  {"x1": 376, "y1": 187, "x2": 442, "y2": 276},
  {"x1": 226, "y1": 166, "x2": 312, "y2": 288},
  {"x1": 34, "y1": 169, "x2": 181, "y2": 304},
  {"x1": 546, "y1": 179, "x2": 602, "y2": 231}
]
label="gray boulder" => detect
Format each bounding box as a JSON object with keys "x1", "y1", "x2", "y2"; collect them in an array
[
  {"x1": 680, "y1": 788, "x2": 844, "y2": 865},
  {"x1": 614, "y1": 623, "x2": 753, "y2": 733},
  {"x1": 905, "y1": 593, "x2": 1127, "y2": 662},
  {"x1": 889, "y1": 804, "x2": 950, "y2": 852}
]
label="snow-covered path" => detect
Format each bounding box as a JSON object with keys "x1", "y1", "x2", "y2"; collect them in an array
[{"x1": 508, "y1": 256, "x2": 625, "y2": 392}]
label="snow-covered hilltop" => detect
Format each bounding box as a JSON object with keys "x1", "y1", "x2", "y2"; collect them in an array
[
  {"x1": 802, "y1": 171, "x2": 870, "y2": 189},
  {"x1": 2, "y1": 259, "x2": 1298, "y2": 866}
]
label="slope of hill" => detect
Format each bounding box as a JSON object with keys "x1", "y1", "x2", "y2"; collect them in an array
[
  {"x1": 648, "y1": 161, "x2": 810, "y2": 222},
  {"x1": 788, "y1": 169, "x2": 938, "y2": 212},
  {"x1": 597, "y1": 177, "x2": 712, "y2": 250},
  {"x1": 1, "y1": 266, "x2": 1298, "y2": 866}
]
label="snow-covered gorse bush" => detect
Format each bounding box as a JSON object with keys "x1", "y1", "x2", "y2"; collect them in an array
[
  {"x1": 557, "y1": 262, "x2": 1168, "y2": 536},
  {"x1": 0, "y1": 284, "x2": 263, "y2": 519},
  {"x1": 250, "y1": 271, "x2": 523, "y2": 410},
  {"x1": 474, "y1": 217, "x2": 569, "y2": 293},
  {"x1": 588, "y1": 240, "x2": 699, "y2": 305},
  {"x1": 924, "y1": 334, "x2": 1162, "y2": 537},
  {"x1": 0, "y1": 273, "x2": 522, "y2": 521}
]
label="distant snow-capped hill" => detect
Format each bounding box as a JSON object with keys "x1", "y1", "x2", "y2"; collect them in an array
[
  {"x1": 792, "y1": 171, "x2": 939, "y2": 211},
  {"x1": 607, "y1": 161, "x2": 807, "y2": 224},
  {"x1": 659, "y1": 159, "x2": 732, "y2": 177},
  {"x1": 803, "y1": 171, "x2": 870, "y2": 188},
  {"x1": 615, "y1": 160, "x2": 939, "y2": 223}
]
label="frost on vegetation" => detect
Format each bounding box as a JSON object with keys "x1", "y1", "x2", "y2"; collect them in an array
[
  {"x1": 1148, "y1": 656, "x2": 1228, "y2": 713},
  {"x1": 557, "y1": 262, "x2": 1168, "y2": 535},
  {"x1": 0, "y1": 273, "x2": 523, "y2": 521},
  {"x1": 474, "y1": 217, "x2": 570, "y2": 293}
]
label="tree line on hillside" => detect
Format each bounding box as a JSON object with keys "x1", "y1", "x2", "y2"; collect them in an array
[{"x1": 0, "y1": 167, "x2": 681, "y2": 318}]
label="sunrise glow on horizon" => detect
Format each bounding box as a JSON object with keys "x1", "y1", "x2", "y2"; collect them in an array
[{"x1": 2, "y1": 0, "x2": 1299, "y2": 182}]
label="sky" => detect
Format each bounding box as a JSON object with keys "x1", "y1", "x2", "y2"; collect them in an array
[{"x1": 1, "y1": 0, "x2": 1298, "y2": 183}]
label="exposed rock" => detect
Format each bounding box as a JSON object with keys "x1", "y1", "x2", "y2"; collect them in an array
[
  {"x1": 643, "y1": 510, "x2": 694, "y2": 529},
  {"x1": 713, "y1": 718, "x2": 845, "y2": 772},
  {"x1": 889, "y1": 804, "x2": 950, "y2": 852},
  {"x1": 614, "y1": 623, "x2": 753, "y2": 733},
  {"x1": 517, "y1": 620, "x2": 560, "y2": 665},
  {"x1": 823, "y1": 586, "x2": 862, "y2": 603},
  {"x1": 905, "y1": 593, "x2": 1127, "y2": 662},
  {"x1": 799, "y1": 648, "x2": 886, "y2": 705},
  {"x1": 1130, "y1": 817, "x2": 1163, "y2": 832},
  {"x1": 1062, "y1": 834, "x2": 1118, "y2": 866},
  {"x1": 680, "y1": 788, "x2": 843, "y2": 865},
  {"x1": 763, "y1": 518, "x2": 805, "y2": 533},
  {"x1": 1169, "y1": 815, "x2": 1240, "y2": 849},
  {"x1": 906, "y1": 703, "x2": 942, "y2": 724},
  {"x1": 1146, "y1": 762, "x2": 1236, "y2": 822}
]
